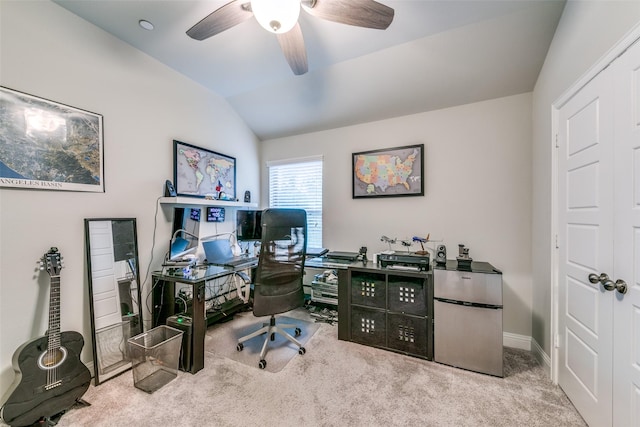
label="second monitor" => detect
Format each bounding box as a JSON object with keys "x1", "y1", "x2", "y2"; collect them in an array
[{"x1": 236, "y1": 210, "x2": 262, "y2": 241}]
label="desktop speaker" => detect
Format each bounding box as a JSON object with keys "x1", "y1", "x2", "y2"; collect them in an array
[
  {"x1": 164, "y1": 179, "x2": 176, "y2": 197},
  {"x1": 244, "y1": 190, "x2": 251, "y2": 203},
  {"x1": 435, "y1": 245, "x2": 447, "y2": 265}
]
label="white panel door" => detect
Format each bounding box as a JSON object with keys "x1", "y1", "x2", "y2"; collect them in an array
[
  {"x1": 557, "y1": 64, "x2": 615, "y2": 427},
  {"x1": 88, "y1": 221, "x2": 122, "y2": 331},
  {"x1": 612, "y1": 39, "x2": 640, "y2": 427}
]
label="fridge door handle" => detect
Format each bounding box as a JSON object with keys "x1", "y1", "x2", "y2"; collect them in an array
[{"x1": 434, "y1": 297, "x2": 502, "y2": 309}]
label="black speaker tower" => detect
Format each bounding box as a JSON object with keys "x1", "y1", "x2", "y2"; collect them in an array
[{"x1": 164, "y1": 180, "x2": 177, "y2": 197}]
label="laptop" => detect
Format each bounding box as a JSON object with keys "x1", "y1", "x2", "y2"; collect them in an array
[{"x1": 202, "y1": 239, "x2": 257, "y2": 269}]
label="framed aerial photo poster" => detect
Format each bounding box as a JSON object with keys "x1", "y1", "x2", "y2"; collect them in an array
[
  {"x1": 0, "y1": 86, "x2": 104, "y2": 192},
  {"x1": 352, "y1": 144, "x2": 424, "y2": 198}
]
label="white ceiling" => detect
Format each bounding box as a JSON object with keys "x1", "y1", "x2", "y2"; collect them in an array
[{"x1": 51, "y1": 0, "x2": 566, "y2": 140}]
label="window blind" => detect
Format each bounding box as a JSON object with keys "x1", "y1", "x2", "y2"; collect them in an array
[{"x1": 268, "y1": 158, "x2": 323, "y2": 248}]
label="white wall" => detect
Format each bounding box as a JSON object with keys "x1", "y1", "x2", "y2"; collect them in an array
[
  {"x1": 0, "y1": 0, "x2": 259, "y2": 392},
  {"x1": 531, "y1": 1, "x2": 640, "y2": 358},
  {"x1": 261, "y1": 93, "x2": 533, "y2": 338}
]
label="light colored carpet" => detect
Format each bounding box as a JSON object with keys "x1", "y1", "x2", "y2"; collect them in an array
[
  {"x1": 204, "y1": 309, "x2": 320, "y2": 373},
  {"x1": 14, "y1": 308, "x2": 587, "y2": 427}
]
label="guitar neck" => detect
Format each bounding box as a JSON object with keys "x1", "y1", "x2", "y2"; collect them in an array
[{"x1": 48, "y1": 275, "x2": 61, "y2": 350}]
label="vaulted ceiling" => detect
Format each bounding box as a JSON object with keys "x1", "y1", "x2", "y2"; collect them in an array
[{"x1": 52, "y1": 0, "x2": 566, "y2": 140}]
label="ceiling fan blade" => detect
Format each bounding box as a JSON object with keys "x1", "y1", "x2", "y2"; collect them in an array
[
  {"x1": 187, "y1": 1, "x2": 253, "y2": 41},
  {"x1": 302, "y1": 0, "x2": 394, "y2": 30},
  {"x1": 276, "y1": 23, "x2": 308, "y2": 75}
]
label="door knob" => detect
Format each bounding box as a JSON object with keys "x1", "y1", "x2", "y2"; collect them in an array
[
  {"x1": 602, "y1": 279, "x2": 616, "y2": 291},
  {"x1": 614, "y1": 279, "x2": 628, "y2": 294},
  {"x1": 588, "y1": 273, "x2": 616, "y2": 291},
  {"x1": 587, "y1": 273, "x2": 628, "y2": 294},
  {"x1": 588, "y1": 273, "x2": 609, "y2": 284}
]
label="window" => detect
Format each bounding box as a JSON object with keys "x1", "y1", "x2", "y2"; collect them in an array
[{"x1": 268, "y1": 156, "x2": 323, "y2": 249}]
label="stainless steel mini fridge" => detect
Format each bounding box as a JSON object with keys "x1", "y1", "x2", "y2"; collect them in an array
[{"x1": 433, "y1": 261, "x2": 503, "y2": 377}]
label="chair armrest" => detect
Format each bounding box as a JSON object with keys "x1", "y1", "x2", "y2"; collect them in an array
[{"x1": 235, "y1": 271, "x2": 251, "y2": 284}]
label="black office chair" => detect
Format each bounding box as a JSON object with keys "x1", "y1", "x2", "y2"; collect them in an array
[{"x1": 236, "y1": 208, "x2": 307, "y2": 369}]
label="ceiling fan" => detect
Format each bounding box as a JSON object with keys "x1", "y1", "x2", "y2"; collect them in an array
[{"x1": 186, "y1": 0, "x2": 394, "y2": 75}]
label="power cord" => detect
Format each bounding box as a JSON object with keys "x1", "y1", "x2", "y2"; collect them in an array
[{"x1": 144, "y1": 196, "x2": 163, "y2": 320}]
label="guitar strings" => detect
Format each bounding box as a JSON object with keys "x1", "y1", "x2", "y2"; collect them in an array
[{"x1": 47, "y1": 275, "x2": 61, "y2": 388}]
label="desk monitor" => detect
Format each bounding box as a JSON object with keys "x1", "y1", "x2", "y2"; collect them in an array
[{"x1": 237, "y1": 210, "x2": 262, "y2": 241}]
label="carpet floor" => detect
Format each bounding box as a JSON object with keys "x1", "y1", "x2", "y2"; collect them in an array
[{"x1": 7, "y1": 307, "x2": 586, "y2": 427}]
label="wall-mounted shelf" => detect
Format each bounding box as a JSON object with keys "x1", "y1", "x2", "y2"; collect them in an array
[{"x1": 159, "y1": 197, "x2": 258, "y2": 209}]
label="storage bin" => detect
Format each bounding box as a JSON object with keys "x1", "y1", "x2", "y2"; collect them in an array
[
  {"x1": 387, "y1": 313, "x2": 428, "y2": 357},
  {"x1": 127, "y1": 325, "x2": 183, "y2": 393},
  {"x1": 350, "y1": 306, "x2": 386, "y2": 347},
  {"x1": 350, "y1": 271, "x2": 386, "y2": 308},
  {"x1": 387, "y1": 275, "x2": 428, "y2": 316}
]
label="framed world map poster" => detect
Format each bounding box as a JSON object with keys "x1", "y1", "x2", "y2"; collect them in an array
[
  {"x1": 173, "y1": 140, "x2": 236, "y2": 200},
  {"x1": 0, "y1": 86, "x2": 104, "y2": 192},
  {"x1": 352, "y1": 144, "x2": 424, "y2": 198}
]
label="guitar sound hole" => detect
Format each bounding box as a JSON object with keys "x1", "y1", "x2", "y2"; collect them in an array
[{"x1": 38, "y1": 347, "x2": 67, "y2": 370}]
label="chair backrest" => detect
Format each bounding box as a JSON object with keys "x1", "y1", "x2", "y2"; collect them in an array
[{"x1": 252, "y1": 208, "x2": 307, "y2": 317}]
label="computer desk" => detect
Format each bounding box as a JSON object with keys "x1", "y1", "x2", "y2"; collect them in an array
[
  {"x1": 151, "y1": 264, "x2": 254, "y2": 374},
  {"x1": 152, "y1": 256, "x2": 359, "y2": 374}
]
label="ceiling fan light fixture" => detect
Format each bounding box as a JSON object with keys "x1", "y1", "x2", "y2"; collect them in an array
[{"x1": 251, "y1": 0, "x2": 300, "y2": 34}]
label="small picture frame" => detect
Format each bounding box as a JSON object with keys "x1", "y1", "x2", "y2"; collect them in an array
[
  {"x1": 206, "y1": 207, "x2": 225, "y2": 222},
  {"x1": 352, "y1": 144, "x2": 424, "y2": 198}
]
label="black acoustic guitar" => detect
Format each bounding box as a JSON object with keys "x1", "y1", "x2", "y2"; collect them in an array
[{"x1": 0, "y1": 248, "x2": 91, "y2": 427}]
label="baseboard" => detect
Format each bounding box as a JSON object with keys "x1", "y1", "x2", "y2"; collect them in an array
[
  {"x1": 531, "y1": 337, "x2": 552, "y2": 377},
  {"x1": 503, "y1": 332, "x2": 531, "y2": 350},
  {"x1": 502, "y1": 333, "x2": 552, "y2": 377}
]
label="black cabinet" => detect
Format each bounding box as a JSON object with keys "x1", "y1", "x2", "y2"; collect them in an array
[{"x1": 340, "y1": 264, "x2": 433, "y2": 360}]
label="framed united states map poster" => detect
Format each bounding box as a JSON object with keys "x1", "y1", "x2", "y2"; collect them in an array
[
  {"x1": 0, "y1": 86, "x2": 104, "y2": 192},
  {"x1": 352, "y1": 144, "x2": 424, "y2": 198}
]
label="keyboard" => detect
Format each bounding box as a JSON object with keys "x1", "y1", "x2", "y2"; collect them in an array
[{"x1": 225, "y1": 257, "x2": 257, "y2": 268}]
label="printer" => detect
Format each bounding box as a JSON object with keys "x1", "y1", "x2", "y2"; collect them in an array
[{"x1": 378, "y1": 251, "x2": 430, "y2": 271}]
